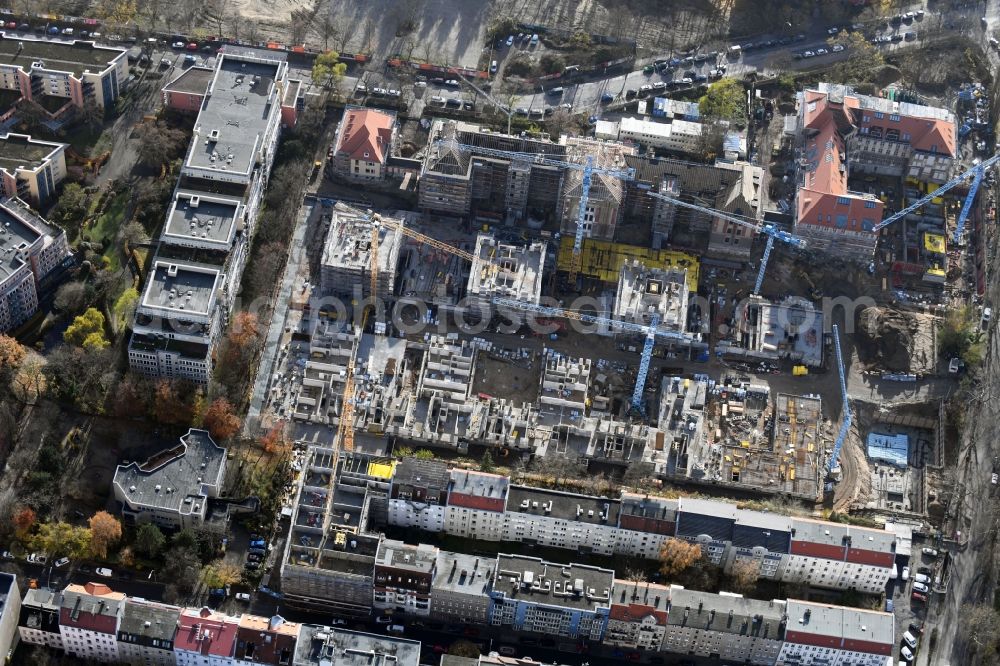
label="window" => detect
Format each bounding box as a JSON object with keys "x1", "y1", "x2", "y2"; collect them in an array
[
  {"x1": 874, "y1": 112, "x2": 884, "y2": 119},
  {"x1": 865, "y1": 201, "x2": 877, "y2": 209},
  {"x1": 889, "y1": 114, "x2": 900, "y2": 122},
  {"x1": 836, "y1": 196, "x2": 850, "y2": 205}
]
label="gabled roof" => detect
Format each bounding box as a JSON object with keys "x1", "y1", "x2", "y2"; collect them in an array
[
  {"x1": 336, "y1": 108, "x2": 394, "y2": 164},
  {"x1": 60, "y1": 582, "x2": 125, "y2": 635}
]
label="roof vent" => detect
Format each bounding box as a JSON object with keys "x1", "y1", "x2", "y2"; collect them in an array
[
  {"x1": 208, "y1": 129, "x2": 220, "y2": 142},
  {"x1": 189, "y1": 195, "x2": 200, "y2": 208},
  {"x1": 167, "y1": 264, "x2": 179, "y2": 277}
]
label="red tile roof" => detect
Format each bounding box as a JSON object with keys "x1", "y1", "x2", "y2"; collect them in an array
[
  {"x1": 175, "y1": 607, "x2": 238, "y2": 658},
  {"x1": 59, "y1": 582, "x2": 125, "y2": 636},
  {"x1": 609, "y1": 602, "x2": 668, "y2": 626},
  {"x1": 785, "y1": 630, "x2": 893, "y2": 656},
  {"x1": 335, "y1": 108, "x2": 394, "y2": 164}
]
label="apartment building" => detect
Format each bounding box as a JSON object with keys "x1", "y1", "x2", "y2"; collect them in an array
[
  {"x1": 611, "y1": 117, "x2": 703, "y2": 155},
  {"x1": 387, "y1": 457, "x2": 450, "y2": 532},
  {"x1": 707, "y1": 159, "x2": 765, "y2": 260},
  {"x1": 116, "y1": 599, "x2": 180, "y2": 666},
  {"x1": 0, "y1": 574, "x2": 20, "y2": 662},
  {"x1": 162, "y1": 62, "x2": 303, "y2": 127},
  {"x1": 18, "y1": 588, "x2": 62, "y2": 650},
  {"x1": 489, "y1": 555, "x2": 613, "y2": 640},
  {"x1": 174, "y1": 607, "x2": 239, "y2": 666},
  {"x1": 431, "y1": 551, "x2": 493, "y2": 625},
  {"x1": 384, "y1": 464, "x2": 897, "y2": 593},
  {"x1": 558, "y1": 137, "x2": 635, "y2": 241},
  {"x1": 419, "y1": 120, "x2": 567, "y2": 221},
  {"x1": 778, "y1": 600, "x2": 895, "y2": 666},
  {"x1": 605, "y1": 581, "x2": 670, "y2": 651},
  {"x1": 129, "y1": 49, "x2": 289, "y2": 383},
  {"x1": 112, "y1": 428, "x2": 228, "y2": 531},
  {"x1": 0, "y1": 197, "x2": 71, "y2": 332},
  {"x1": 661, "y1": 588, "x2": 786, "y2": 665},
  {"x1": 373, "y1": 540, "x2": 437, "y2": 617},
  {"x1": 233, "y1": 615, "x2": 300, "y2": 666},
  {"x1": 0, "y1": 134, "x2": 67, "y2": 206},
  {"x1": 293, "y1": 626, "x2": 421, "y2": 666},
  {"x1": 444, "y1": 468, "x2": 509, "y2": 541},
  {"x1": 329, "y1": 107, "x2": 396, "y2": 181},
  {"x1": 613, "y1": 260, "x2": 689, "y2": 337},
  {"x1": 59, "y1": 582, "x2": 125, "y2": 663},
  {"x1": 0, "y1": 32, "x2": 128, "y2": 117}
]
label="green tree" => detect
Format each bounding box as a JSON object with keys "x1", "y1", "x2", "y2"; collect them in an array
[
  {"x1": 202, "y1": 560, "x2": 241, "y2": 588},
  {"x1": 311, "y1": 51, "x2": 347, "y2": 92},
  {"x1": 134, "y1": 523, "x2": 166, "y2": 558},
  {"x1": 112, "y1": 288, "x2": 139, "y2": 331},
  {"x1": 479, "y1": 450, "x2": 495, "y2": 473},
  {"x1": 31, "y1": 522, "x2": 91, "y2": 558},
  {"x1": 414, "y1": 449, "x2": 435, "y2": 460},
  {"x1": 50, "y1": 184, "x2": 90, "y2": 235},
  {"x1": 699, "y1": 78, "x2": 747, "y2": 122},
  {"x1": 64, "y1": 308, "x2": 109, "y2": 350}
]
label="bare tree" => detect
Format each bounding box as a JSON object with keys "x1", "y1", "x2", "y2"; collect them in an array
[{"x1": 360, "y1": 16, "x2": 378, "y2": 54}]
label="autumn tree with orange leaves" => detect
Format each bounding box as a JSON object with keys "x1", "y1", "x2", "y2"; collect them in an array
[
  {"x1": 12, "y1": 506, "x2": 35, "y2": 539},
  {"x1": 203, "y1": 398, "x2": 242, "y2": 441},
  {"x1": 658, "y1": 538, "x2": 704, "y2": 578},
  {"x1": 215, "y1": 311, "x2": 262, "y2": 399},
  {"x1": 88, "y1": 511, "x2": 122, "y2": 559}
]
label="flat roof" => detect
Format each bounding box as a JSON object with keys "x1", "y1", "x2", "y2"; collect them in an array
[
  {"x1": 113, "y1": 429, "x2": 226, "y2": 514},
  {"x1": 614, "y1": 259, "x2": 689, "y2": 332},
  {"x1": 0, "y1": 197, "x2": 51, "y2": 281},
  {"x1": 785, "y1": 599, "x2": 894, "y2": 647},
  {"x1": 186, "y1": 54, "x2": 282, "y2": 176},
  {"x1": 494, "y1": 554, "x2": 613, "y2": 611},
  {"x1": 667, "y1": 588, "x2": 785, "y2": 640},
  {"x1": 295, "y1": 626, "x2": 422, "y2": 666},
  {"x1": 433, "y1": 551, "x2": 494, "y2": 596},
  {"x1": 164, "y1": 192, "x2": 240, "y2": 248},
  {"x1": 394, "y1": 457, "x2": 450, "y2": 492},
  {"x1": 0, "y1": 133, "x2": 64, "y2": 173},
  {"x1": 619, "y1": 492, "x2": 678, "y2": 522},
  {"x1": 448, "y1": 469, "x2": 509, "y2": 501},
  {"x1": 507, "y1": 486, "x2": 621, "y2": 525},
  {"x1": 140, "y1": 260, "x2": 222, "y2": 318},
  {"x1": 375, "y1": 540, "x2": 437, "y2": 573},
  {"x1": 612, "y1": 580, "x2": 671, "y2": 615},
  {"x1": 467, "y1": 234, "x2": 546, "y2": 305},
  {"x1": 0, "y1": 33, "x2": 124, "y2": 78},
  {"x1": 321, "y1": 206, "x2": 403, "y2": 274},
  {"x1": 119, "y1": 600, "x2": 180, "y2": 642},
  {"x1": 163, "y1": 66, "x2": 214, "y2": 95}
]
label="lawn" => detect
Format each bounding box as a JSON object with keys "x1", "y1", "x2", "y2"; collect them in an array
[{"x1": 87, "y1": 191, "x2": 128, "y2": 271}]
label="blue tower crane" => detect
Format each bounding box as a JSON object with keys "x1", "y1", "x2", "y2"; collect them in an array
[
  {"x1": 828, "y1": 323, "x2": 852, "y2": 475},
  {"x1": 645, "y1": 191, "x2": 806, "y2": 294},
  {"x1": 492, "y1": 297, "x2": 689, "y2": 413},
  {"x1": 873, "y1": 152, "x2": 1000, "y2": 239},
  {"x1": 436, "y1": 140, "x2": 635, "y2": 281}
]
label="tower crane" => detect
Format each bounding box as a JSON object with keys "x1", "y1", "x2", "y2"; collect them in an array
[
  {"x1": 872, "y1": 151, "x2": 1000, "y2": 244},
  {"x1": 645, "y1": 191, "x2": 806, "y2": 295},
  {"x1": 493, "y1": 296, "x2": 690, "y2": 413},
  {"x1": 436, "y1": 140, "x2": 635, "y2": 282},
  {"x1": 828, "y1": 323, "x2": 852, "y2": 476}
]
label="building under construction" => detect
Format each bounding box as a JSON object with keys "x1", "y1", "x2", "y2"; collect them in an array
[
  {"x1": 555, "y1": 237, "x2": 700, "y2": 287},
  {"x1": 559, "y1": 137, "x2": 636, "y2": 241},
  {"x1": 613, "y1": 259, "x2": 690, "y2": 338},
  {"x1": 466, "y1": 234, "x2": 546, "y2": 310},
  {"x1": 719, "y1": 295, "x2": 825, "y2": 367},
  {"x1": 319, "y1": 203, "x2": 404, "y2": 300},
  {"x1": 419, "y1": 120, "x2": 567, "y2": 223},
  {"x1": 281, "y1": 450, "x2": 394, "y2": 614}
]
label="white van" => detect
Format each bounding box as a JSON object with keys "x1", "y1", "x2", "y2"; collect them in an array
[{"x1": 902, "y1": 631, "x2": 918, "y2": 649}]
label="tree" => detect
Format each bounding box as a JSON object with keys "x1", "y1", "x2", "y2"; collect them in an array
[
  {"x1": 32, "y1": 522, "x2": 91, "y2": 558},
  {"x1": 203, "y1": 398, "x2": 242, "y2": 441},
  {"x1": 50, "y1": 184, "x2": 89, "y2": 235},
  {"x1": 727, "y1": 558, "x2": 761, "y2": 594},
  {"x1": 699, "y1": 78, "x2": 747, "y2": 122},
  {"x1": 0, "y1": 336, "x2": 26, "y2": 377},
  {"x1": 311, "y1": 51, "x2": 347, "y2": 92},
  {"x1": 11, "y1": 353, "x2": 46, "y2": 404},
  {"x1": 64, "y1": 308, "x2": 109, "y2": 350},
  {"x1": 479, "y1": 450, "x2": 495, "y2": 473},
  {"x1": 12, "y1": 506, "x2": 36, "y2": 538},
  {"x1": 260, "y1": 422, "x2": 289, "y2": 455},
  {"x1": 44, "y1": 346, "x2": 114, "y2": 412},
  {"x1": 960, "y1": 603, "x2": 1000, "y2": 655},
  {"x1": 122, "y1": 221, "x2": 148, "y2": 249},
  {"x1": 151, "y1": 380, "x2": 196, "y2": 425},
  {"x1": 162, "y1": 544, "x2": 201, "y2": 593},
  {"x1": 658, "y1": 537, "x2": 703, "y2": 577},
  {"x1": 134, "y1": 523, "x2": 166, "y2": 558},
  {"x1": 828, "y1": 32, "x2": 884, "y2": 84},
  {"x1": 202, "y1": 560, "x2": 241, "y2": 588},
  {"x1": 448, "y1": 641, "x2": 481, "y2": 658},
  {"x1": 134, "y1": 121, "x2": 188, "y2": 170},
  {"x1": 112, "y1": 287, "x2": 139, "y2": 332},
  {"x1": 54, "y1": 282, "x2": 92, "y2": 315},
  {"x1": 88, "y1": 511, "x2": 122, "y2": 559},
  {"x1": 414, "y1": 449, "x2": 435, "y2": 460}
]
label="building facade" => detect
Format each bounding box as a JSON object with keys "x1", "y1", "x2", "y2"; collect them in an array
[
  {"x1": 116, "y1": 599, "x2": 180, "y2": 666},
  {"x1": 778, "y1": 600, "x2": 895, "y2": 666},
  {"x1": 0, "y1": 134, "x2": 68, "y2": 206},
  {"x1": 0, "y1": 574, "x2": 20, "y2": 662},
  {"x1": 173, "y1": 607, "x2": 239, "y2": 666},
  {"x1": 605, "y1": 581, "x2": 670, "y2": 651},
  {"x1": 18, "y1": 588, "x2": 63, "y2": 650},
  {"x1": 373, "y1": 540, "x2": 437, "y2": 617},
  {"x1": 59, "y1": 583, "x2": 125, "y2": 663},
  {"x1": 431, "y1": 551, "x2": 493, "y2": 625}
]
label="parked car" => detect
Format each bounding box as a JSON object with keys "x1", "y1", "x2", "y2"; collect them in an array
[
  {"x1": 489, "y1": 60, "x2": 498, "y2": 73},
  {"x1": 375, "y1": 616, "x2": 393, "y2": 625},
  {"x1": 505, "y1": 35, "x2": 513, "y2": 47},
  {"x1": 900, "y1": 566, "x2": 909, "y2": 581},
  {"x1": 912, "y1": 581, "x2": 929, "y2": 593},
  {"x1": 904, "y1": 32, "x2": 916, "y2": 40},
  {"x1": 54, "y1": 557, "x2": 70, "y2": 568},
  {"x1": 901, "y1": 645, "x2": 914, "y2": 662},
  {"x1": 815, "y1": 48, "x2": 829, "y2": 55},
  {"x1": 912, "y1": 573, "x2": 930, "y2": 584},
  {"x1": 443, "y1": 79, "x2": 459, "y2": 88},
  {"x1": 908, "y1": 622, "x2": 924, "y2": 635},
  {"x1": 26, "y1": 553, "x2": 46, "y2": 565},
  {"x1": 652, "y1": 81, "x2": 667, "y2": 90},
  {"x1": 235, "y1": 592, "x2": 251, "y2": 601},
  {"x1": 186, "y1": 42, "x2": 198, "y2": 50},
  {"x1": 0, "y1": 551, "x2": 10, "y2": 559},
  {"x1": 48, "y1": 26, "x2": 61, "y2": 35},
  {"x1": 172, "y1": 40, "x2": 185, "y2": 48},
  {"x1": 832, "y1": 44, "x2": 845, "y2": 52},
  {"x1": 95, "y1": 568, "x2": 113, "y2": 577},
  {"x1": 922, "y1": 548, "x2": 939, "y2": 557},
  {"x1": 208, "y1": 588, "x2": 227, "y2": 598},
  {"x1": 387, "y1": 624, "x2": 405, "y2": 634},
  {"x1": 803, "y1": 50, "x2": 816, "y2": 58},
  {"x1": 911, "y1": 590, "x2": 927, "y2": 602},
  {"x1": 902, "y1": 631, "x2": 918, "y2": 648},
  {"x1": 249, "y1": 538, "x2": 266, "y2": 549},
  {"x1": 625, "y1": 89, "x2": 637, "y2": 98},
  {"x1": 244, "y1": 561, "x2": 260, "y2": 570}
]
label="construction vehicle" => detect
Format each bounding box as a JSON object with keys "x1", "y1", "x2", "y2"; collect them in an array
[
  {"x1": 795, "y1": 268, "x2": 823, "y2": 300},
  {"x1": 646, "y1": 191, "x2": 806, "y2": 294}
]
